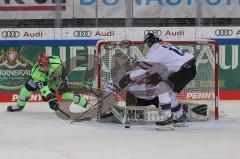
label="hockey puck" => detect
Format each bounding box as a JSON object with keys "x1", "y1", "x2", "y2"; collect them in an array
[{"x1": 125, "y1": 125, "x2": 130, "y2": 128}]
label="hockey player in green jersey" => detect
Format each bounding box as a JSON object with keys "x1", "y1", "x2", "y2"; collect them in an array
[{"x1": 7, "y1": 53, "x2": 89, "y2": 112}]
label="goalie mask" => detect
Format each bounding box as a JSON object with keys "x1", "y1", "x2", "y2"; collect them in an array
[{"x1": 144, "y1": 33, "x2": 161, "y2": 48}]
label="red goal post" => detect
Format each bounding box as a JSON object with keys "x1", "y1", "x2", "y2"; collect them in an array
[{"x1": 96, "y1": 39, "x2": 219, "y2": 120}]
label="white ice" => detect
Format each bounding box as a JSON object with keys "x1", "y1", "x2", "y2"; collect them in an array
[{"x1": 0, "y1": 101, "x2": 240, "y2": 159}]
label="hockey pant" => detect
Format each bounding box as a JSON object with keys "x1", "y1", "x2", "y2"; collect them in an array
[{"x1": 167, "y1": 59, "x2": 196, "y2": 93}]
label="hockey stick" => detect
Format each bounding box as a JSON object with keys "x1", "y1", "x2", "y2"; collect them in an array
[
  {"x1": 71, "y1": 92, "x2": 113, "y2": 123},
  {"x1": 57, "y1": 107, "x2": 71, "y2": 119}
]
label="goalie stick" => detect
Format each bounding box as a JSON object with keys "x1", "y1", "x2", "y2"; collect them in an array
[
  {"x1": 57, "y1": 107, "x2": 71, "y2": 119},
  {"x1": 70, "y1": 67, "x2": 166, "y2": 124}
]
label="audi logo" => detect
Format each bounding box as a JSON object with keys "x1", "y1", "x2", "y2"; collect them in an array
[
  {"x1": 73, "y1": 31, "x2": 92, "y2": 37},
  {"x1": 1, "y1": 31, "x2": 20, "y2": 38},
  {"x1": 144, "y1": 30, "x2": 162, "y2": 36},
  {"x1": 215, "y1": 29, "x2": 233, "y2": 36}
]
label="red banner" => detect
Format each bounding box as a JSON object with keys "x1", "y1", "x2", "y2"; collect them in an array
[
  {"x1": 0, "y1": 91, "x2": 239, "y2": 102},
  {"x1": 0, "y1": 93, "x2": 62, "y2": 102}
]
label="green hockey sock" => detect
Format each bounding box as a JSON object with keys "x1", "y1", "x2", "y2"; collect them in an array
[
  {"x1": 17, "y1": 87, "x2": 32, "y2": 107},
  {"x1": 61, "y1": 92, "x2": 87, "y2": 107},
  {"x1": 61, "y1": 92, "x2": 74, "y2": 101}
]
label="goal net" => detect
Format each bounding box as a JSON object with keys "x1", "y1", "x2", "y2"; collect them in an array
[{"x1": 96, "y1": 40, "x2": 219, "y2": 120}]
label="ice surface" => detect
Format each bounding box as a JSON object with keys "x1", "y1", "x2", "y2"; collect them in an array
[{"x1": 0, "y1": 101, "x2": 240, "y2": 159}]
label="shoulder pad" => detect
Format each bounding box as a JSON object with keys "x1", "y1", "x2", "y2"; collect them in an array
[{"x1": 49, "y1": 56, "x2": 62, "y2": 65}]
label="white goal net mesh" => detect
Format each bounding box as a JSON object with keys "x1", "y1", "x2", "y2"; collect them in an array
[{"x1": 96, "y1": 40, "x2": 219, "y2": 120}]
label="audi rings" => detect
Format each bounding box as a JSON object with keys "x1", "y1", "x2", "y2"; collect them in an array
[
  {"x1": 73, "y1": 31, "x2": 92, "y2": 37},
  {"x1": 215, "y1": 29, "x2": 233, "y2": 36},
  {"x1": 144, "y1": 30, "x2": 162, "y2": 36},
  {"x1": 1, "y1": 31, "x2": 20, "y2": 38}
]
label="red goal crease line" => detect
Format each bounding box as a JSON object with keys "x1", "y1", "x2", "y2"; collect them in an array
[{"x1": 0, "y1": 6, "x2": 66, "y2": 11}]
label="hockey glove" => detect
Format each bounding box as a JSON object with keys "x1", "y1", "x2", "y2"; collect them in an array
[
  {"x1": 119, "y1": 74, "x2": 133, "y2": 89},
  {"x1": 46, "y1": 93, "x2": 59, "y2": 111},
  {"x1": 146, "y1": 73, "x2": 162, "y2": 86},
  {"x1": 106, "y1": 80, "x2": 121, "y2": 95}
]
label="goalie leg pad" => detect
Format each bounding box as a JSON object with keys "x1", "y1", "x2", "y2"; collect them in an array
[
  {"x1": 191, "y1": 104, "x2": 208, "y2": 116},
  {"x1": 183, "y1": 103, "x2": 208, "y2": 121}
]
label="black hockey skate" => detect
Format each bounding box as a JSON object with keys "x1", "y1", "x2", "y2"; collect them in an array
[
  {"x1": 156, "y1": 114, "x2": 174, "y2": 130},
  {"x1": 174, "y1": 111, "x2": 187, "y2": 127},
  {"x1": 174, "y1": 111, "x2": 187, "y2": 123},
  {"x1": 7, "y1": 105, "x2": 24, "y2": 112}
]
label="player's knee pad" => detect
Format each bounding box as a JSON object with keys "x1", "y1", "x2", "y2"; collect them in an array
[{"x1": 24, "y1": 78, "x2": 38, "y2": 92}]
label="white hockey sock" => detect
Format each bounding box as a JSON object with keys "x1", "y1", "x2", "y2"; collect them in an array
[
  {"x1": 158, "y1": 92, "x2": 172, "y2": 121},
  {"x1": 169, "y1": 90, "x2": 184, "y2": 120},
  {"x1": 169, "y1": 90, "x2": 180, "y2": 108}
]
